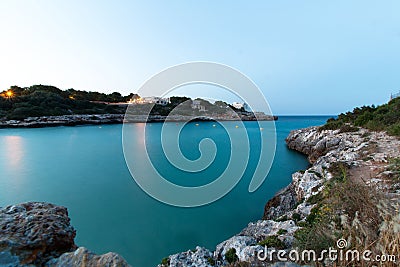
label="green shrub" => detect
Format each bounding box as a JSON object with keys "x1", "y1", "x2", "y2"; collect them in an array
[
  {"x1": 225, "y1": 248, "x2": 238, "y2": 264},
  {"x1": 305, "y1": 205, "x2": 324, "y2": 225},
  {"x1": 207, "y1": 257, "x2": 215, "y2": 266},
  {"x1": 296, "y1": 221, "x2": 308, "y2": 227},
  {"x1": 277, "y1": 229, "x2": 288, "y2": 235},
  {"x1": 294, "y1": 228, "x2": 308, "y2": 243},
  {"x1": 318, "y1": 97, "x2": 400, "y2": 136},
  {"x1": 307, "y1": 191, "x2": 324, "y2": 205},
  {"x1": 319, "y1": 119, "x2": 343, "y2": 131},
  {"x1": 388, "y1": 122, "x2": 400, "y2": 136},
  {"x1": 275, "y1": 215, "x2": 288, "y2": 222},
  {"x1": 161, "y1": 257, "x2": 169, "y2": 266},
  {"x1": 258, "y1": 235, "x2": 286, "y2": 249},
  {"x1": 291, "y1": 213, "x2": 301, "y2": 222}
]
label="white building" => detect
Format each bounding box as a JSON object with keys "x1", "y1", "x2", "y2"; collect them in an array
[
  {"x1": 191, "y1": 100, "x2": 206, "y2": 111},
  {"x1": 232, "y1": 102, "x2": 244, "y2": 109},
  {"x1": 130, "y1": 96, "x2": 170, "y2": 106}
]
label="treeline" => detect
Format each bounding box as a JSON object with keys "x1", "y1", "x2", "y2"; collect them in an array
[
  {"x1": 0, "y1": 85, "x2": 138, "y2": 120},
  {"x1": 321, "y1": 96, "x2": 400, "y2": 136},
  {"x1": 125, "y1": 97, "x2": 234, "y2": 116},
  {"x1": 0, "y1": 84, "x2": 244, "y2": 120}
]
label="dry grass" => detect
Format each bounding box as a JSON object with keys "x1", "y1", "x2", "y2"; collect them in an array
[
  {"x1": 293, "y1": 161, "x2": 400, "y2": 266},
  {"x1": 375, "y1": 202, "x2": 400, "y2": 267}
]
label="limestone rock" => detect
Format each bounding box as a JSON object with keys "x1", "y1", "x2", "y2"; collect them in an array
[
  {"x1": 159, "y1": 246, "x2": 213, "y2": 267},
  {"x1": 215, "y1": 235, "x2": 256, "y2": 263},
  {"x1": 0, "y1": 202, "x2": 76, "y2": 266},
  {"x1": 46, "y1": 247, "x2": 130, "y2": 267},
  {"x1": 0, "y1": 202, "x2": 131, "y2": 267},
  {"x1": 263, "y1": 184, "x2": 297, "y2": 220},
  {"x1": 240, "y1": 220, "x2": 298, "y2": 242}
]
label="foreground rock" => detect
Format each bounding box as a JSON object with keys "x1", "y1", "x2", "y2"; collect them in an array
[
  {"x1": 0, "y1": 202, "x2": 76, "y2": 266},
  {"x1": 159, "y1": 246, "x2": 213, "y2": 267},
  {"x1": 0, "y1": 202, "x2": 131, "y2": 267},
  {"x1": 46, "y1": 247, "x2": 130, "y2": 267},
  {"x1": 159, "y1": 126, "x2": 400, "y2": 266}
]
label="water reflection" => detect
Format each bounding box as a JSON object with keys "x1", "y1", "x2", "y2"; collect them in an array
[{"x1": 2, "y1": 135, "x2": 24, "y2": 171}]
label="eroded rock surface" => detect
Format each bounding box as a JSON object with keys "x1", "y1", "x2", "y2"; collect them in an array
[
  {"x1": 0, "y1": 202, "x2": 76, "y2": 266},
  {"x1": 46, "y1": 247, "x2": 130, "y2": 267},
  {"x1": 0, "y1": 202, "x2": 131, "y2": 267}
]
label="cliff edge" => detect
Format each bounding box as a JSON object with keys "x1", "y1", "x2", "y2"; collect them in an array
[{"x1": 158, "y1": 126, "x2": 400, "y2": 266}]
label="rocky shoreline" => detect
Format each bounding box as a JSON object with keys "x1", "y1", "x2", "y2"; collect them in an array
[
  {"x1": 0, "y1": 114, "x2": 278, "y2": 128},
  {"x1": 2, "y1": 126, "x2": 398, "y2": 267},
  {"x1": 0, "y1": 202, "x2": 131, "y2": 267},
  {"x1": 0, "y1": 114, "x2": 125, "y2": 128},
  {"x1": 158, "y1": 126, "x2": 400, "y2": 266}
]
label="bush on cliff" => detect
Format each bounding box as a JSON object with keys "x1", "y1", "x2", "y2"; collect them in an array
[
  {"x1": 257, "y1": 235, "x2": 286, "y2": 249},
  {"x1": 320, "y1": 96, "x2": 400, "y2": 136},
  {"x1": 293, "y1": 162, "x2": 387, "y2": 265},
  {"x1": 225, "y1": 248, "x2": 238, "y2": 264}
]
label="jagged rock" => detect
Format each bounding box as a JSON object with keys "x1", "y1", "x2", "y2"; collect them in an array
[
  {"x1": 46, "y1": 247, "x2": 130, "y2": 267},
  {"x1": 159, "y1": 246, "x2": 213, "y2": 267},
  {"x1": 236, "y1": 245, "x2": 264, "y2": 263},
  {"x1": 0, "y1": 202, "x2": 131, "y2": 267},
  {"x1": 240, "y1": 220, "x2": 298, "y2": 242},
  {"x1": 0, "y1": 202, "x2": 76, "y2": 266},
  {"x1": 263, "y1": 185, "x2": 297, "y2": 220},
  {"x1": 291, "y1": 170, "x2": 323, "y2": 200},
  {"x1": 285, "y1": 127, "x2": 341, "y2": 162},
  {"x1": 215, "y1": 235, "x2": 256, "y2": 263}
]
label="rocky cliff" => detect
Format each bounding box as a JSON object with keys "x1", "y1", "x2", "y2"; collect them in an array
[
  {"x1": 158, "y1": 126, "x2": 400, "y2": 267},
  {"x1": 0, "y1": 202, "x2": 131, "y2": 267}
]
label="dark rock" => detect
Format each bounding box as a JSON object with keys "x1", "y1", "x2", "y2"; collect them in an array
[
  {"x1": 0, "y1": 202, "x2": 132, "y2": 267},
  {"x1": 263, "y1": 184, "x2": 297, "y2": 220},
  {"x1": 0, "y1": 202, "x2": 76, "y2": 266}
]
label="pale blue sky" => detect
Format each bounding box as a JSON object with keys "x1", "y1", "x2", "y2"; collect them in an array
[{"x1": 0, "y1": 1, "x2": 399, "y2": 114}]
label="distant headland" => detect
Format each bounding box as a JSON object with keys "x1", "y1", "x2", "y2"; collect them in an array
[{"x1": 0, "y1": 85, "x2": 277, "y2": 128}]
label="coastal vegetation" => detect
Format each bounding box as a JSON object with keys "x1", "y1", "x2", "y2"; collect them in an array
[
  {"x1": 320, "y1": 96, "x2": 400, "y2": 136},
  {"x1": 293, "y1": 160, "x2": 398, "y2": 266},
  {"x1": 0, "y1": 85, "x2": 134, "y2": 119},
  {"x1": 0, "y1": 85, "x2": 253, "y2": 121},
  {"x1": 224, "y1": 248, "x2": 238, "y2": 264},
  {"x1": 257, "y1": 235, "x2": 286, "y2": 249}
]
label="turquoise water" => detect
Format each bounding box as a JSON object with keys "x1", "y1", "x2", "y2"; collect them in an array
[{"x1": 0, "y1": 116, "x2": 329, "y2": 266}]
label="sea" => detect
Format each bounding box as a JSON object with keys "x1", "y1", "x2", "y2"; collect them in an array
[{"x1": 0, "y1": 116, "x2": 330, "y2": 266}]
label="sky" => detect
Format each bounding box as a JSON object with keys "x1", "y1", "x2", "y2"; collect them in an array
[{"x1": 0, "y1": 0, "x2": 399, "y2": 115}]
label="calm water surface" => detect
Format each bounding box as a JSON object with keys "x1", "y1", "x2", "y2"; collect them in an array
[{"x1": 0, "y1": 116, "x2": 330, "y2": 266}]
